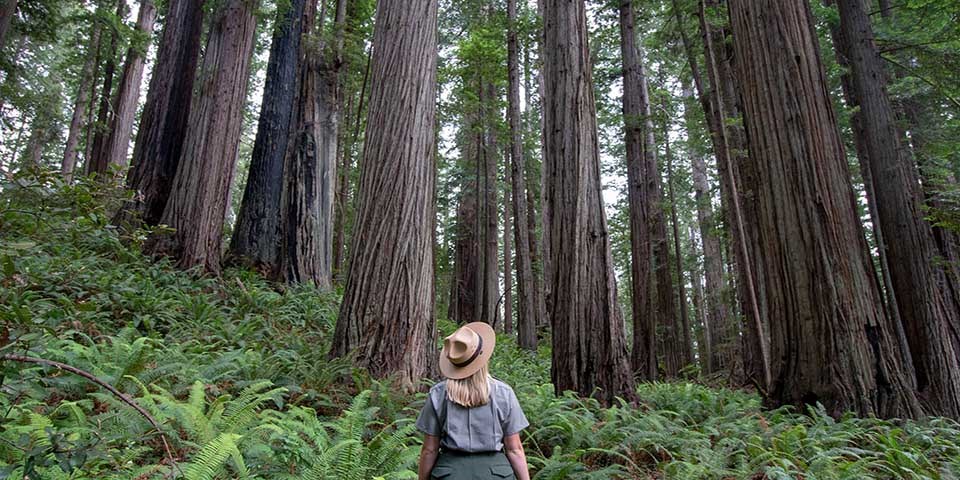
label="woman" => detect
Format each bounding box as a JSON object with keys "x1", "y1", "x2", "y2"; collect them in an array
[{"x1": 416, "y1": 322, "x2": 531, "y2": 480}]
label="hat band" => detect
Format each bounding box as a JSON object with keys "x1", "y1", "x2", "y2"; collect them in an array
[{"x1": 450, "y1": 335, "x2": 484, "y2": 368}]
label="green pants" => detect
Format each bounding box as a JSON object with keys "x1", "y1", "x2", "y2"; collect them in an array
[{"x1": 430, "y1": 450, "x2": 516, "y2": 479}]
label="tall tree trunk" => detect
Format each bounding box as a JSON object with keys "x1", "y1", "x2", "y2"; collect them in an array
[
  {"x1": 542, "y1": 0, "x2": 635, "y2": 404},
  {"x1": 145, "y1": 0, "x2": 258, "y2": 275},
  {"x1": 639, "y1": 67, "x2": 680, "y2": 378},
  {"x1": 329, "y1": 0, "x2": 439, "y2": 390},
  {"x1": 689, "y1": 224, "x2": 711, "y2": 371},
  {"x1": 618, "y1": 0, "x2": 656, "y2": 380},
  {"x1": 450, "y1": 175, "x2": 482, "y2": 324},
  {"x1": 333, "y1": 52, "x2": 371, "y2": 282},
  {"x1": 228, "y1": 0, "x2": 306, "y2": 275},
  {"x1": 503, "y1": 181, "x2": 513, "y2": 334},
  {"x1": 509, "y1": 0, "x2": 538, "y2": 350},
  {"x1": 481, "y1": 84, "x2": 500, "y2": 325},
  {"x1": 63, "y1": 25, "x2": 103, "y2": 182},
  {"x1": 101, "y1": 0, "x2": 157, "y2": 173},
  {"x1": 116, "y1": 0, "x2": 203, "y2": 228},
  {"x1": 835, "y1": 0, "x2": 960, "y2": 418},
  {"x1": 727, "y1": 0, "x2": 921, "y2": 418},
  {"x1": 87, "y1": 0, "x2": 127, "y2": 177},
  {"x1": 0, "y1": 0, "x2": 16, "y2": 52},
  {"x1": 279, "y1": 0, "x2": 340, "y2": 289},
  {"x1": 694, "y1": 0, "x2": 769, "y2": 388},
  {"x1": 665, "y1": 122, "x2": 694, "y2": 369}
]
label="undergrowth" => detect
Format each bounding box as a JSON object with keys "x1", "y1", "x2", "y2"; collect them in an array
[{"x1": 2, "y1": 171, "x2": 960, "y2": 479}]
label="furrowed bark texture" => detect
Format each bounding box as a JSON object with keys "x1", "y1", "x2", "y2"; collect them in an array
[
  {"x1": 695, "y1": 0, "x2": 769, "y2": 387},
  {"x1": 229, "y1": 0, "x2": 306, "y2": 276},
  {"x1": 278, "y1": 0, "x2": 337, "y2": 290},
  {"x1": 146, "y1": 0, "x2": 258, "y2": 275},
  {"x1": 727, "y1": 0, "x2": 921, "y2": 418},
  {"x1": 510, "y1": 0, "x2": 539, "y2": 350},
  {"x1": 836, "y1": 0, "x2": 960, "y2": 418},
  {"x1": 63, "y1": 25, "x2": 103, "y2": 182},
  {"x1": 118, "y1": 0, "x2": 204, "y2": 227},
  {"x1": 618, "y1": 0, "x2": 656, "y2": 380},
  {"x1": 102, "y1": 0, "x2": 157, "y2": 172},
  {"x1": 329, "y1": 0, "x2": 439, "y2": 390},
  {"x1": 542, "y1": 0, "x2": 635, "y2": 403}
]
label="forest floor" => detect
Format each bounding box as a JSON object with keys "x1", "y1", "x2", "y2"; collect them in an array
[{"x1": 2, "y1": 175, "x2": 960, "y2": 479}]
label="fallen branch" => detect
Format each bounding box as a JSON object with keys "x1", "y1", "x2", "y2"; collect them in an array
[{"x1": 1, "y1": 353, "x2": 182, "y2": 476}]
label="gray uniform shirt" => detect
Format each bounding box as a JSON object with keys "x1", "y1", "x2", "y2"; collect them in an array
[{"x1": 416, "y1": 378, "x2": 529, "y2": 453}]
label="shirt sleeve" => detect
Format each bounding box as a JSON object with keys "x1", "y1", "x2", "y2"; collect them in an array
[
  {"x1": 416, "y1": 395, "x2": 442, "y2": 436},
  {"x1": 501, "y1": 387, "x2": 529, "y2": 435}
]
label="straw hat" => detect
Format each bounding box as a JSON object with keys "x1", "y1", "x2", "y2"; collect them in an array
[{"x1": 439, "y1": 322, "x2": 496, "y2": 380}]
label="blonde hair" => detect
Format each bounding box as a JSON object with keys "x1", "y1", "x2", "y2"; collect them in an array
[{"x1": 446, "y1": 364, "x2": 491, "y2": 408}]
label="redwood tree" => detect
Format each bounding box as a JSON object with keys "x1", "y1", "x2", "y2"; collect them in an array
[
  {"x1": 508, "y1": 0, "x2": 538, "y2": 349},
  {"x1": 146, "y1": 0, "x2": 259, "y2": 275},
  {"x1": 834, "y1": 0, "x2": 960, "y2": 418},
  {"x1": 329, "y1": 0, "x2": 439, "y2": 389},
  {"x1": 727, "y1": 0, "x2": 921, "y2": 418},
  {"x1": 618, "y1": 0, "x2": 656, "y2": 379},
  {"x1": 228, "y1": 0, "x2": 307, "y2": 276},
  {"x1": 542, "y1": 0, "x2": 635, "y2": 403},
  {"x1": 101, "y1": 0, "x2": 157, "y2": 172},
  {"x1": 116, "y1": 0, "x2": 204, "y2": 228}
]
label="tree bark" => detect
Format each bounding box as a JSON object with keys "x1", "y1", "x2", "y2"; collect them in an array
[
  {"x1": 329, "y1": 0, "x2": 439, "y2": 390},
  {"x1": 278, "y1": 0, "x2": 339, "y2": 290},
  {"x1": 694, "y1": 0, "x2": 769, "y2": 388},
  {"x1": 665, "y1": 120, "x2": 694, "y2": 370},
  {"x1": 618, "y1": 0, "x2": 656, "y2": 380},
  {"x1": 145, "y1": 0, "x2": 259, "y2": 275},
  {"x1": 450, "y1": 174, "x2": 482, "y2": 324},
  {"x1": 0, "y1": 0, "x2": 16, "y2": 52},
  {"x1": 835, "y1": 0, "x2": 960, "y2": 418},
  {"x1": 101, "y1": 0, "x2": 157, "y2": 173},
  {"x1": 63, "y1": 24, "x2": 103, "y2": 182},
  {"x1": 727, "y1": 0, "x2": 922, "y2": 418},
  {"x1": 116, "y1": 0, "x2": 204, "y2": 228},
  {"x1": 481, "y1": 83, "x2": 500, "y2": 325},
  {"x1": 509, "y1": 0, "x2": 538, "y2": 350},
  {"x1": 689, "y1": 224, "x2": 711, "y2": 372},
  {"x1": 228, "y1": 0, "x2": 306, "y2": 276},
  {"x1": 86, "y1": 0, "x2": 127, "y2": 177},
  {"x1": 542, "y1": 0, "x2": 635, "y2": 404},
  {"x1": 503, "y1": 180, "x2": 513, "y2": 334}
]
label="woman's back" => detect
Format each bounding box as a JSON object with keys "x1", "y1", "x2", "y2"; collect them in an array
[{"x1": 417, "y1": 378, "x2": 528, "y2": 453}]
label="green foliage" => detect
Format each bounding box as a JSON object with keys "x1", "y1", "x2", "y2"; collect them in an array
[{"x1": 3, "y1": 174, "x2": 960, "y2": 479}]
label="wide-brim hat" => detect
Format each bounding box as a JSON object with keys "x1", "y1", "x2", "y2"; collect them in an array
[{"x1": 439, "y1": 322, "x2": 496, "y2": 380}]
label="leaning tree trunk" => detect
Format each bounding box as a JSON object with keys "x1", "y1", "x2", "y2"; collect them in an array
[
  {"x1": 116, "y1": 0, "x2": 204, "y2": 228},
  {"x1": 509, "y1": 0, "x2": 538, "y2": 350},
  {"x1": 727, "y1": 0, "x2": 922, "y2": 418},
  {"x1": 0, "y1": 0, "x2": 17, "y2": 52},
  {"x1": 542, "y1": 0, "x2": 635, "y2": 404},
  {"x1": 618, "y1": 0, "x2": 656, "y2": 380},
  {"x1": 835, "y1": 0, "x2": 960, "y2": 418},
  {"x1": 63, "y1": 25, "x2": 103, "y2": 182},
  {"x1": 278, "y1": 0, "x2": 339, "y2": 290},
  {"x1": 228, "y1": 0, "x2": 306, "y2": 276},
  {"x1": 145, "y1": 0, "x2": 258, "y2": 275},
  {"x1": 101, "y1": 0, "x2": 157, "y2": 173},
  {"x1": 86, "y1": 0, "x2": 126, "y2": 177},
  {"x1": 329, "y1": 0, "x2": 439, "y2": 390}
]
